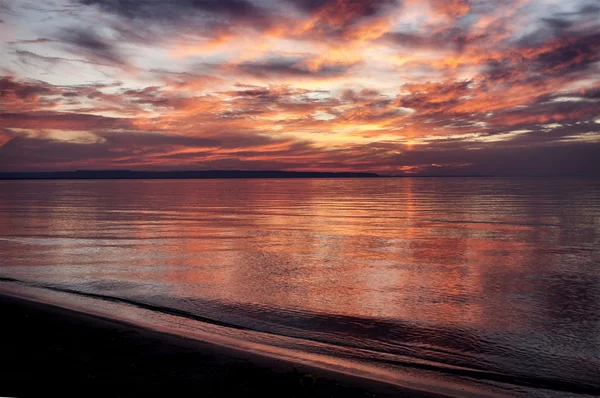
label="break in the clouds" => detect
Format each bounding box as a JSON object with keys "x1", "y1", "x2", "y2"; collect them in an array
[{"x1": 0, "y1": 0, "x2": 599, "y2": 175}]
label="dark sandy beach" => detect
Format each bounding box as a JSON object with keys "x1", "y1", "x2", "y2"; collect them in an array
[{"x1": 0, "y1": 294, "x2": 444, "y2": 398}]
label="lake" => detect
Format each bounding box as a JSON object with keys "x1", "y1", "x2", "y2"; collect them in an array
[{"x1": 1, "y1": 178, "x2": 599, "y2": 397}]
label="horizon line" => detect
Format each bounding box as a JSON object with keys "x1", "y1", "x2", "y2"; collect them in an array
[{"x1": 0, "y1": 169, "x2": 597, "y2": 180}]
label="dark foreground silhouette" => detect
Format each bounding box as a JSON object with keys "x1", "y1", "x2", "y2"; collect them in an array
[{"x1": 0, "y1": 294, "x2": 442, "y2": 398}]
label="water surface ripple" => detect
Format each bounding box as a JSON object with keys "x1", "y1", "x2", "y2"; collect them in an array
[{"x1": 1, "y1": 178, "x2": 599, "y2": 397}]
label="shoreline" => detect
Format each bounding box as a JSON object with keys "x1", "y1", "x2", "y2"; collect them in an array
[{"x1": 0, "y1": 293, "x2": 447, "y2": 397}]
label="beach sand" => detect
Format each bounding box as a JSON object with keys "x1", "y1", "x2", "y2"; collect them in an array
[{"x1": 0, "y1": 294, "x2": 444, "y2": 397}]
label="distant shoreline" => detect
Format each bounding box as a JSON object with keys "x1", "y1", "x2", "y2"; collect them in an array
[
  {"x1": 0, "y1": 170, "x2": 380, "y2": 180},
  {"x1": 0, "y1": 170, "x2": 499, "y2": 180}
]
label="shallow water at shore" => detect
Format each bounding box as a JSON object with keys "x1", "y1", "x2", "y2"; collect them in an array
[{"x1": 1, "y1": 178, "x2": 599, "y2": 396}]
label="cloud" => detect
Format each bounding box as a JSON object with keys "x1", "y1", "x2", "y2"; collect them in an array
[
  {"x1": 429, "y1": 0, "x2": 471, "y2": 18},
  {"x1": 289, "y1": 0, "x2": 399, "y2": 39},
  {"x1": 13, "y1": 50, "x2": 113, "y2": 71},
  {"x1": 75, "y1": 0, "x2": 275, "y2": 37},
  {"x1": 532, "y1": 32, "x2": 600, "y2": 74},
  {"x1": 58, "y1": 28, "x2": 126, "y2": 66},
  {"x1": 78, "y1": 0, "x2": 265, "y2": 20},
  {"x1": 288, "y1": 0, "x2": 396, "y2": 15},
  {"x1": 0, "y1": 128, "x2": 301, "y2": 171},
  {"x1": 232, "y1": 58, "x2": 358, "y2": 79},
  {"x1": 0, "y1": 77, "x2": 53, "y2": 100},
  {"x1": 0, "y1": 111, "x2": 132, "y2": 131},
  {"x1": 390, "y1": 141, "x2": 600, "y2": 176},
  {"x1": 9, "y1": 38, "x2": 55, "y2": 45},
  {"x1": 397, "y1": 80, "x2": 472, "y2": 114},
  {"x1": 381, "y1": 28, "x2": 483, "y2": 53},
  {"x1": 1, "y1": 0, "x2": 599, "y2": 175}
]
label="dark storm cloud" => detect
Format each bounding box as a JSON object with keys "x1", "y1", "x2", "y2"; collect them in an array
[
  {"x1": 0, "y1": 77, "x2": 54, "y2": 100},
  {"x1": 481, "y1": 59, "x2": 521, "y2": 83},
  {"x1": 540, "y1": 17, "x2": 573, "y2": 31},
  {"x1": 481, "y1": 40, "x2": 598, "y2": 90},
  {"x1": 69, "y1": 0, "x2": 277, "y2": 54},
  {"x1": 233, "y1": 59, "x2": 357, "y2": 78},
  {"x1": 283, "y1": 0, "x2": 400, "y2": 39},
  {"x1": 517, "y1": 5, "x2": 597, "y2": 45},
  {"x1": 58, "y1": 28, "x2": 126, "y2": 66},
  {"x1": 77, "y1": 0, "x2": 265, "y2": 19},
  {"x1": 513, "y1": 6, "x2": 600, "y2": 75},
  {"x1": 0, "y1": 111, "x2": 132, "y2": 131},
  {"x1": 75, "y1": 0, "x2": 275, "y2": 33},
  {"x1": 220, "y1": 85, "x2": 320, "y2": 101},
  {"x1": 580, "y1": 87, "x2": 600, "y2": 99},
  {"x1": 381, "y1": 28, "x2": 483, "y2": 52},
  {"x1": 287, "y1": 0, "x2": 396, "y2": 16},
  {"x1": 381, "y1": 31, "x2": 432, "y2": 47},
  {"x1": 235, "y1": 62, "x2": 348, "y2": 78},
  {"x1": 533, "y1": 32, "x2": 600, "y2": 73},
  {"x1": 285, "y1": 0, "x2": 331, "y2": 12},
  {"x1": 0, "y1": 77, "x2": 130, "y2": 113}
]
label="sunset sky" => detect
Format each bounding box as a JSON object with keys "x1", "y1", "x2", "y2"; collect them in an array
[{"x1": 1, "y1": 0, "x2": 599, "y2": 175}]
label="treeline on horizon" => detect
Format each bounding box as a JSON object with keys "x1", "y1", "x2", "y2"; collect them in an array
[{"x1": 0, "y1": 170, "x2": 382, "y2": 180}]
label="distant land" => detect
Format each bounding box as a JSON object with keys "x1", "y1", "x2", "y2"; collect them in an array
[{"x1": 0, "y1": 170, "x2": 382, "y2": 180}]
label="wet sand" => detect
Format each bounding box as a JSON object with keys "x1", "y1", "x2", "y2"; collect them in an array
[{"x1": 0, "y1": 293, "x2": 445, "y2": 398}]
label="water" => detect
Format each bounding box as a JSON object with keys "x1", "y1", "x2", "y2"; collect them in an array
[{"x1": 1, "y1": 178, "x2": 599, "y2": 397}]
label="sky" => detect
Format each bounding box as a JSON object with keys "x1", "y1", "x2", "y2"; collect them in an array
[{"x1": 0, "y1": 0, "x2": 599, "y2": 175}]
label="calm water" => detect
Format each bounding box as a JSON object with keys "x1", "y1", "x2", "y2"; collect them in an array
[{"x1": 1, "y1": 178, "x2": 599, "y2": 397}]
